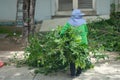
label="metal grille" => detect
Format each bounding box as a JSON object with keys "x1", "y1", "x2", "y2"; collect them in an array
[
  {"x1": 78, "y1": 0, "x2": 92, "y2": 9},
  {"x1": 58, "y1": 0, "x2": 73, "y2": 11}
]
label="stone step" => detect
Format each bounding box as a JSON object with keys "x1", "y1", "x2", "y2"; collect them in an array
[{"x1": 53, "y1": 9, "x2": 96, "y2": 18}]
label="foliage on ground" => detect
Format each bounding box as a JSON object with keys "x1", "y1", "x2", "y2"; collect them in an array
[
  {"x1": 88, "y1": 13, "x2": 120, "y2": 52},
  {"x1": 0, "y1": 26, "x2": 22, "y2": 36}
]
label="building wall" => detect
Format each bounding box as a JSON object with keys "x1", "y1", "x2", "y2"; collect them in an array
[
  {"x1": 51, "y1": 0, "x2": 56, "y2": 16},
  {"x1": 0, "y1": 0, "x2": 53, "y2": 21},
  {"x1": 96, "y1": 0, "x2": 111, "y2": 15},
  {"x1": 35, "y1": 0, "x2": 52, "y2": 21},
  {"x1": 110, "y1": 0, "x2": 114, "y2": 3},
  {"x1": 0, "y1": 0, "x2": 111, "y2": 21},
  {"x1": 0, "y1": 0, "x2": 17, "y2": 21}
]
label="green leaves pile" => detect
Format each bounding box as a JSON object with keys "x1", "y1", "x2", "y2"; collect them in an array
[
  {"x1": 23, "y1": 13, "x2": 119, "y2": 74},
  {"x1": 25, "y1": 26, "x2": 97, "y2": 74}
]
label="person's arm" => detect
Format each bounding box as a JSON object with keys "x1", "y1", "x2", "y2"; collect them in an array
[
  {"x1": 77, "y1": 24, "x2": 88, "y2": 44},
  {"x1": 78, "y1": 24, "x2": 88, "y2": 33},
  {"x1": 60, "y1": 23, "x2": 71, "y2": 35}
]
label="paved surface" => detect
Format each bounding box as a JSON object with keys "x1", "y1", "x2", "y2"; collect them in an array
[{"x1": 0, "y1": 51, "x2": 120, "y2": 80}]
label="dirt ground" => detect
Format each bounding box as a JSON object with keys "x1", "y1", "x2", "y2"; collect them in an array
[
  {"x1": 0, "y1": 37, "x2": 24, "y2": 51},
  {"x1": 0, "y1": 24, "x2": 41, "y2": 51}
]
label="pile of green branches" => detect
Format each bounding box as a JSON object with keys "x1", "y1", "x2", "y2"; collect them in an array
[
  {"x1": 24, "y1": 15, "x2": 120, "y2": 74},
  {"x1": 25, "y1": 26, "x2": 105, "y2": 74}
]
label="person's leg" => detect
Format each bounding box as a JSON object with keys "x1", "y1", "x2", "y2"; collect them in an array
[
  {"x1": 70, "y1": 62, "x2": 76, "y2": 77},
  {"x1": 76, "y1": 67, "x2": 82, "y2": 76}
]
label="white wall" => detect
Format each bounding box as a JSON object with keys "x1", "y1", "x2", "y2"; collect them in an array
[
  {"x1": 51, "y1": 0, "x2": 56, "y2": 16},
  {"x1": 96, "y1": 0, "x2": 111, "y2": 15},
  {"x1": 35, "y1": 0, "x2": 52, "y2": 21},
  {"x1": 0, "y1": 0, "x2": 53, "y2": 21},
  {"x1": 0, "y1": 0, "x2": 17, "y2": 21},
  {"x1": 0, "y1": 0, "x2": 112, "y2": 21},
  {"x1": 110, "y1": 0, "x2": 114, "y2": 3}
]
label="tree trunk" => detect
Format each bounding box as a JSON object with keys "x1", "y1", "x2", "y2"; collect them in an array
[
  {"x1": 29, "y1": 0, "x2": 36, "y2": 35},
  {"x1": 22, "y1": 0, "x2": 36, "y2": 44}
]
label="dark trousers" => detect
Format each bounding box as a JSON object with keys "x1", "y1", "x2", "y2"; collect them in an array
[{"x1": 70, "y1": 62, "x2": 82, "y2": 76}]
